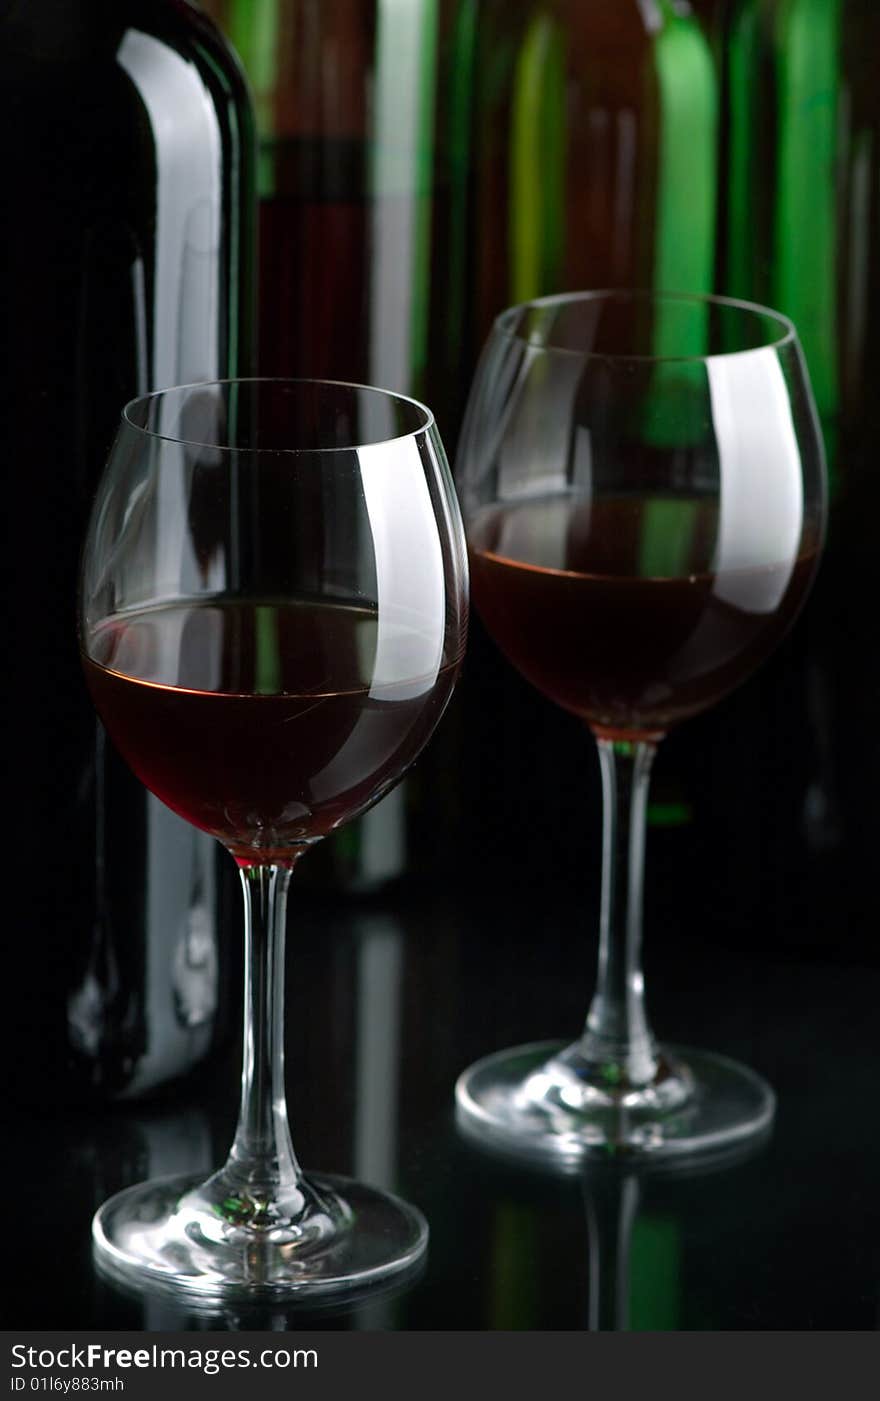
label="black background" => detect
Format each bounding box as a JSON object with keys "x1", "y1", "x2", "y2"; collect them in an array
[{"x1": 3, "y1": 0, "x2": 879, "y2": 1333}]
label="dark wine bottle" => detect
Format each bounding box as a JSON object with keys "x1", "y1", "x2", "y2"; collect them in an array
[{"x1": 1, "y1": 0, "x2": 255, "y2": 1100}]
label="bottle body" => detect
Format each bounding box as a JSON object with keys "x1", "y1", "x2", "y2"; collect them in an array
[
  {"x1": 2, "y1": 0, "x2": 255, "y2": 1098},
  {"x1": 457, "y1": 0, "x2": 721, "y2": 893},
  {"x1": 709, "y1": 0, "x2": 880, "y2": 950},
  {"x1": 471, "y1": 0, "x2": 718, "y2": 322},
  {"x1": 203, "y1": 0, "x2": 464, "y2": 893}
]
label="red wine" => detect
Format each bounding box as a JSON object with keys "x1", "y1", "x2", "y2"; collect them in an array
[
  {"x1": 468, "y1": 495, "x2": 820, "y2": 738},
  {"x1": 84, "y1": 599, "x2": 460, "y2": 865}
]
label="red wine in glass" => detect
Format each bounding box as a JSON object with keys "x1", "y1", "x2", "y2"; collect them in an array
[
  {"x1": 454, "y1": 290, "x2": 827, "y2": 1162},
  {"x1": 468, "y1": 494, "x2": 821, "y2": 740},
  {"x1": 84, "y1": 597, "x2": 461, "y2": 864},
  {"x1": 80, "y1": 377, "x2": 468, "y2": 1299}
]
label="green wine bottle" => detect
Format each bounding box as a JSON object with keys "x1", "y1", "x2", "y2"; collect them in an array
[
  {"x1": 464, "y1": 0, "x2": 721, "y2": 877},
  {"x1": 714, "y1": 0, "x2": 880, "y2": 949},
  {"x1": 472, "y1": 0, "x2": 719, "y2": 320}
]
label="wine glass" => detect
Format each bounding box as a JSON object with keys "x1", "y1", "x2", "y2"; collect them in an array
[
  {"x1": 78, "y1": 378, "x2": 468, "y2": 1299},
  {"x1": 454, "y1": 290, "x2": 826, "y2": 1161}
]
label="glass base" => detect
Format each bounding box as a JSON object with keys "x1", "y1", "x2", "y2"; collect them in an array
[
  {"x1": 92, "y1": 1171, "x2": 428, "y2": 1303},
  {"x1": 455, "y1": 1040, "x2": 775, "y2": 1165}
]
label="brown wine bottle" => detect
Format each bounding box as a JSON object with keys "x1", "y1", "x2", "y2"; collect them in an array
[
  {"x1": 201, "y1": 0, "x2": 471, "y2": 894},
  {"x1": 471, "y1": 0, "x2": 718, "y2": 329}
]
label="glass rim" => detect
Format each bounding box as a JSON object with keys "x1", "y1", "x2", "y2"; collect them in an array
[
  {"x1": 120, "y1": 377, "x2": 437, "y2": 455},
  {"x1": 492, "y1": 289, "x2": 798, "y2": 362}
]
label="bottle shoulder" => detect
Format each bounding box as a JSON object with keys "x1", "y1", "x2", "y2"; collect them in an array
[
  {"x1": 0, "y1": 1, "x2": 251, "y2": 117},
  {"x1": 132, "y1": 0, "x2": 253, "y2": 111}
]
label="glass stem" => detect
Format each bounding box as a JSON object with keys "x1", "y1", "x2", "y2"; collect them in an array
[
  {"x1": 227, "y1": 863, "x2": 302, "y2": 1201},
  {"x1": 579, "y1": 738, "x2": 659, "y2": 1088}
]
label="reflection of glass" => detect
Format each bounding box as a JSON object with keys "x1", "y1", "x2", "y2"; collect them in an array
[
  {"x1": 455, "y1": 291, "x2": 826, "y2": 1161},
  {"x1": 351, "y1": 913, "x2": 406, "y2": 1330},
  {"x1": 458, "y1": 1113, "x2": 771, "y2": 1331},
  {"x1": 79, "y1": 379, "x2": 468, "y2": 1299}
]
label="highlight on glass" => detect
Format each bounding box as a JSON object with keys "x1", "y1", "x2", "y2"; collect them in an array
[
  {"x1": 79, "y1": 379, "x2": 468, "y2": 1299},
  {"x1": 455, "y1": 290, "x2": 826, "y2": 1162}
]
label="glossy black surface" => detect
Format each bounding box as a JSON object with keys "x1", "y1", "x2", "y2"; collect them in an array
[{"x1": 7, "y1": 854, "x2": 878, "y2": 1331}]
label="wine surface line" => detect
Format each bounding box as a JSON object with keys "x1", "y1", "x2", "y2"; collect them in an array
[
  {"x1": 84, "y1": 597, "x2": 461, "y2": 863},
  {"x1": 468, "y1": 493, "x2": 820, "y2": 737}
]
